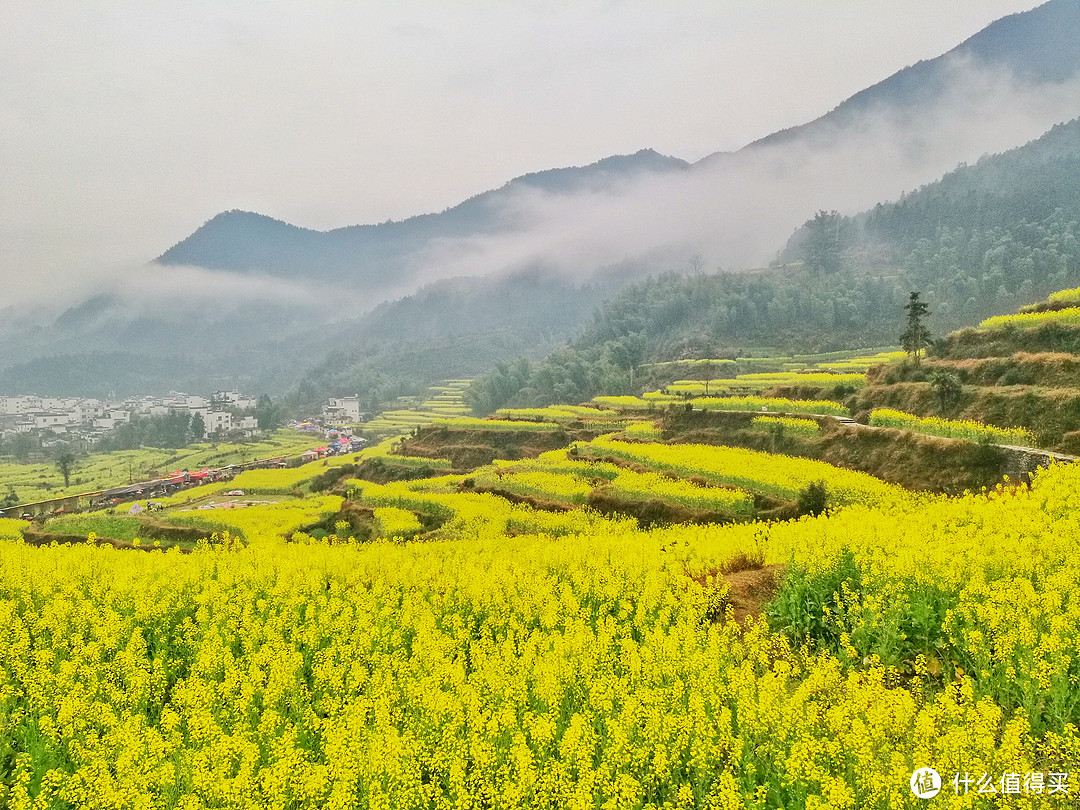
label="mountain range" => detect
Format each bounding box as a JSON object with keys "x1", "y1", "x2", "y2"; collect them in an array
[
  {"x1": 157, "y1": 150, "x2": 688, "y2": 291},
  {"x1": 3, "y1": 0, "x2": 1080, "y2": 400},
  {"x1": 158, "y1": 0, "x2": 1080, "y2": 290}
]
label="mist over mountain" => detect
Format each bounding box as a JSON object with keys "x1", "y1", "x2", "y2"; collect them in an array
[
  {"x1": 158, "y1": 0, "x2": 1080, "y2": 293},
  {"x1": 782, "y1": 116, "x2": 1080, "y2": 322},
  {"x1": 6, "y1": 0, "x2": 1080, "y2": 399},
  {"x1": 156, "y1": 150, "x2": 688, "y2": 293},
  {"x1": 737, "y1": 0, "x2": 1080, "y2": 153},
  {"x1": 467, "y1": 116, "x2": 1080, "y2": 414}
]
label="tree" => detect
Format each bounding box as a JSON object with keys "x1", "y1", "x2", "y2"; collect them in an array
[
  {"x1": 803, "y1": 210, "x2": 846, "y2": 274},
  {"x1": 901, "y1": 292, "x2": 932, "y2": 365},
  {"x1": 7, "y1": 433, "x2": 39, "y2": 462},
  {"x1": 702, "y1": 359, "x2": 717, "y2": 396},
  {"x1": 190, "y1": 412, "x2": 206, "y2": 442},
  {"x1": 607, "y1": 332, "x2": 647, "y2": 391},
  {"x1": 155, "y1": 411, "x2": 193, "y2": 448},
  {"x1": 256, "y1": 394, "x2": 279, "y2": 430},
  {"x1": 55, "y1": 450, "x2": 76, "y2": 488},
  {"x1": 929, "y1": 370, "x2": 962, "y2": 414}
]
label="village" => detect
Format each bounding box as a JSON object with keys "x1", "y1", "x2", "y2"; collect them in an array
[{"x1": 0, "y1": 389, "x2": 263, "y2": 449}]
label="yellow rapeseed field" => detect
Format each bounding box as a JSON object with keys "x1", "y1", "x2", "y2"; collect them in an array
[
  {"x1": 1, "y1": 445, "x2": 1078, "y2": 807},
  {"x1": 869, "y1": 409, "x2": 1035, "y2": 446}
]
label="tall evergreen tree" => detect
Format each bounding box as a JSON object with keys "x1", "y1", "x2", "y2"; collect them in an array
[
  {"x1": 901, "y1": 292, "x2": 932, "y2": 365},
  {"x1": 190, "y1": 412, "x2": 206, "y2": 442}
]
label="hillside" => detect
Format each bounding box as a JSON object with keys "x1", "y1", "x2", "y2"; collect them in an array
[
  {"x1": 469, "y1": 117, "x2": 1080, "y2": 415},
  {"x1": 0, "y1": 266, "x2": 633, "y2": 400},
  {"x1": 855, "y1": 287, "x2": 1080, "y2": 452},
  {"x1": 783, "y1": 117, "x2": 1080, "y2": 310}
]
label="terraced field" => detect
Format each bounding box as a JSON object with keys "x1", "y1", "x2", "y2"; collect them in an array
[
  {"x1": 856, "y1": 290, "x2": 1080, "y2": 451},
  {"x1": 360, "y1": 379, "x2": 473, "y2": 435},
  {"x1": 3, "y1": 399, "x2": 1078, "y2": 809},
  {"x1": 5, "y1": 297, "x2": 1080, "y2": 808}
]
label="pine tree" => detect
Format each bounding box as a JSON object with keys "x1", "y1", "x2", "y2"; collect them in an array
[{"x1": 901, "y1": 292, "x2": 932, "y2": 365}]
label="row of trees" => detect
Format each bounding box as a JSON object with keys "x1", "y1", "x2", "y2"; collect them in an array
[{"x1": 97, "y1": 411, "x2": 207, "y2": 452}]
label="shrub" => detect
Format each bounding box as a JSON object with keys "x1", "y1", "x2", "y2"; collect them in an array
[{"x1": 796, "y1": 481, "x2": 828, "y2": 517}]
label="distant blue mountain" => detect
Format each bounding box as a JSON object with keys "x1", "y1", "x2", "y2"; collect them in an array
[{"x1": 156, "y1": 149, "x2": 689, "y2": 288}]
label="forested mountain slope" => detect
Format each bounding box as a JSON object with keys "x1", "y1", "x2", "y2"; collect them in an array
[
  {"x1": 784, "y1": 118, "x2": 1080, "y2": 322},
  {"x1": 469, "y1": 118, "x2": 1080, "y2": 414}
]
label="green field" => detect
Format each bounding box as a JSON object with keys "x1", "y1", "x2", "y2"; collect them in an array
[{"x1": 0, "y1": 429, "x2": 321, "y2": 504}]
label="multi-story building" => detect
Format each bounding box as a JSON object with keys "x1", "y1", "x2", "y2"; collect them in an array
[
  {"x1": 213, "y1": 390, "x2": 257, "y2": 410},
  {"x1": 0, "y1": 396, "x2": 41, "y2": 415},
  {"x1": 324, "y1": 396, "x2": 361, "y2": 422},
  {"x1": 204, "y1": 411, "x2": 232, "y2": 437},
  {"x1": 32, "y1": 412, "x2": 70, "y2": 432},
  {"x1": 236, "y1": 415, "x2": 259, "y2": 437}
]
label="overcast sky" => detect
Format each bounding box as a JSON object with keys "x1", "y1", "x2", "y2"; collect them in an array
[{"x1": 0, "y1": 1, "x2": 1044, "y2": 297}]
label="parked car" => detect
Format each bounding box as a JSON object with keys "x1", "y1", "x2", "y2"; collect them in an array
[{"x1": 225, "y1": 489, "x2": 245, "y2": 496}]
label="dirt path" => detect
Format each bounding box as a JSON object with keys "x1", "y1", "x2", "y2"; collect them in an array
[{"x1": 723, "y1": 563, "x2": 785, "y2": 624}]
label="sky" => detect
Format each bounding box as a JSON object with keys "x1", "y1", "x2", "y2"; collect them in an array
[{"x1": 0, "y1": 0, "x2": 1047, "y2": 301}]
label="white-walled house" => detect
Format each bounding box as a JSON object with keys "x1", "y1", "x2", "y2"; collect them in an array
[
  {"x1": 204, "y1": 411, "x2": 232, "y2": 436},
  {"x1": 236, "y1": 415, "x2": 259, "y2": 436},
  {"x1": 72, "y1": 400, "x2": 106, "y2": 422},
  {"x1": 32, "y1": 412, "x2": 70, "y2": 431},
  {"x1": 324, "y1": 397, "x2": 361, "y2": 422},
  {"x1": 213, "y1": 390, "x2": 257, "y2": 410},
  {"x1": 0, "y1": 396, "x2": 41, "y2": 415}
]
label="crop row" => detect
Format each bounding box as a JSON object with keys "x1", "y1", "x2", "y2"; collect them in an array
[
  {"x1": 868, "y1": 408, "x2": 1034, "y2": 446},
  {"x1": 593, "y1": 394, "x2": 848, "y2": 416},
  {"x1": 495, "y1": 406, "x2": 623, "y2": 423},
  {"x1": 977, "y1": 305, "x2": 1080, "y2": 331},
  {"x1": 575, "y1": 434, "x2": 905, "y2": 507}
]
